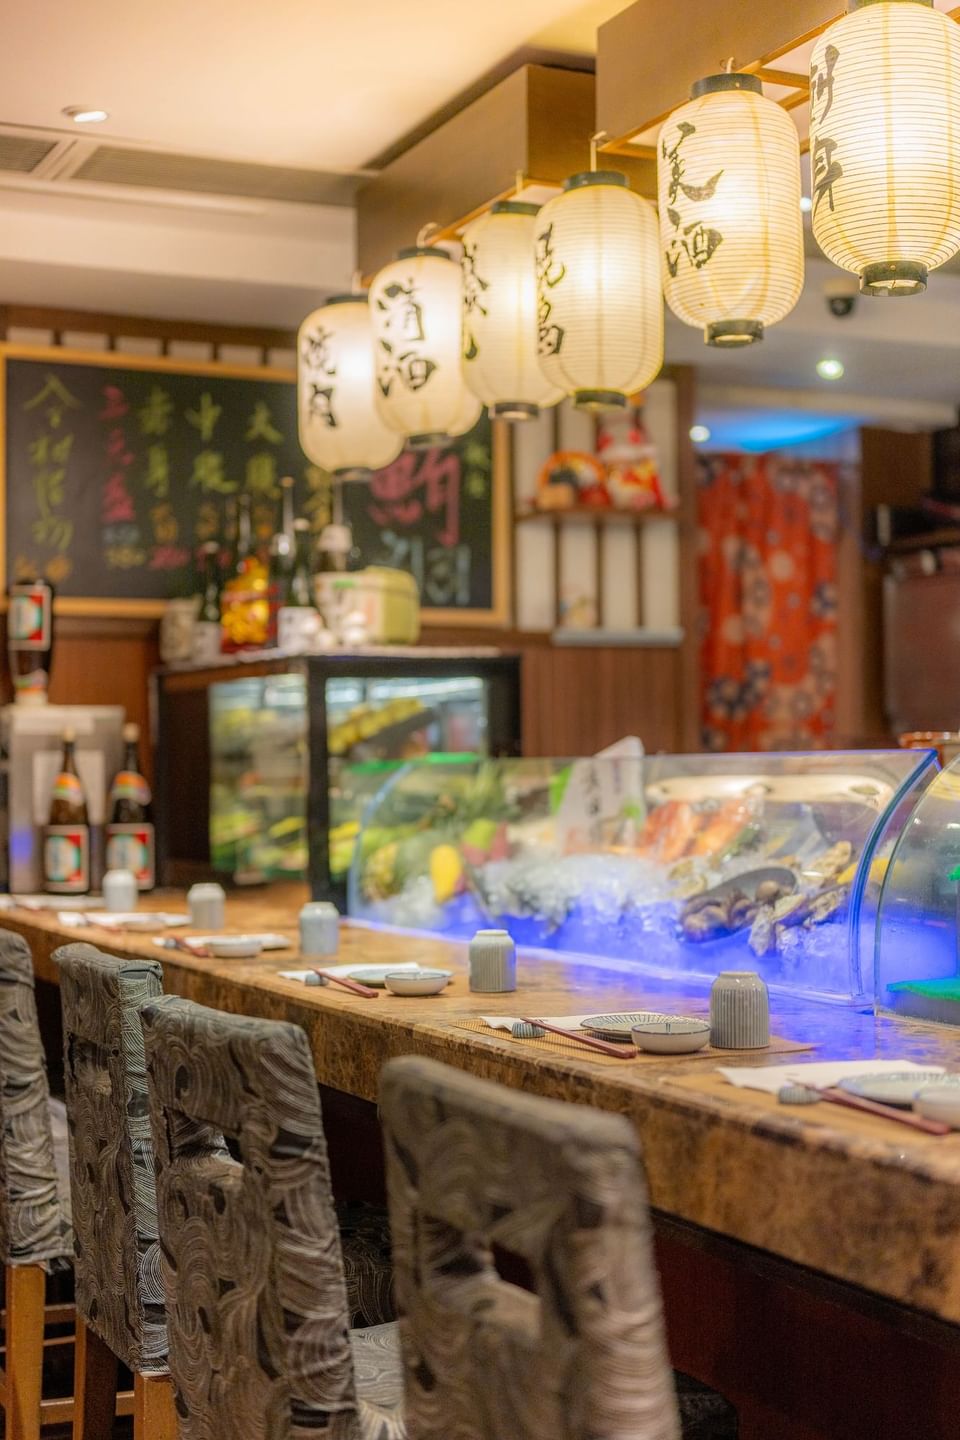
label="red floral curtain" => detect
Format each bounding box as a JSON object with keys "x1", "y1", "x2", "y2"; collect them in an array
[{"x1": 698, "y1": 452, "x2": 840, "y2": 751}]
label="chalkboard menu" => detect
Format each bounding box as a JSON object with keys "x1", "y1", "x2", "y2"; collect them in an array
[
  {"x1": 1, "y1": 347, "x2": 508, "y2": 623},
  {"x1": 340, "y1": 410, "x2": 508, "y2": 622},
  {"x1": 2, "y1": 349, "x2": 312, "y2": 607}
]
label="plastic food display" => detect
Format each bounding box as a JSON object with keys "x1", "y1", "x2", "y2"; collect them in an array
[
  {"x1": 875, "y1": 759, "x2": 960, "y2": 1023},
  {"x1": 348, "y1": 749, "x2": 938, "y2": 1005}
]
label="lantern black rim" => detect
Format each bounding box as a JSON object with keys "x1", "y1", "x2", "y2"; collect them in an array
[
  {"x1": 706, "y1": 319, "x2": 764, "y2": 347},
  {"x1": 564, "y1": 171, "x2": 629, "y2": 192},
  {"x1": 332, "y1": 465, "x2": 374, "y2": 479},
  {"x1": 859, "y1": 260, "x2": 928, "y2": 296},
  {"x1": 692, "y1": 73, "x2": 763, "y2": 99},
  {"x1": 573, "y1": 389, "x2": 627, "y2": 411},
  {"x1": 491, "y1": 401, "x2": 539, "y2": 420},
  {"x1": 408, "y1": 431, "x2": 447, "y2": 449}
]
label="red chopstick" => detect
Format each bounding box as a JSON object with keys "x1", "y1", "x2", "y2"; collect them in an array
[
  {"x1": 520, "y1": 1016, "x2": 636, "y2": 1059},
  {"x1": 312, "y1": 968, "x2": 379, "y2": 999},
  {"x1": 812, "y1": 1085, "x2": 951, "y2": 1136}
]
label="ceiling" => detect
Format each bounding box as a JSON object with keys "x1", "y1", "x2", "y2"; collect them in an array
[{"x1": 0, "y1": 0, "x2": 612, "y2": 173}]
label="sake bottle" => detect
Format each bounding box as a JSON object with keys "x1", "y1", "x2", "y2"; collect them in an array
[
  {"x1": 105, "y1": 722, "x2": 155, "y2": 891},
  {"x1": 43, "y1": 729, "x2": 90, "y2": 894}
]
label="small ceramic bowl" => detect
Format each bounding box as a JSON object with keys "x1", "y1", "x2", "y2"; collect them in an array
[
  {"x1": 383, "y1": 969, "x2": 452, "y2": 997},
  {"x1": 914, "y1": 1084, "x2": 960, "y2": 1129},
  {"x1": 630, "y1": 1016, "x2": 711, "y2": 1055},
  {"x1": 207, "y1": 936, "x2": 263, "y2": 959}
]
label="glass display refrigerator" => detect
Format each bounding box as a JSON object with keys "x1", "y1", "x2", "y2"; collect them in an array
[
  {"x1": 152, "y1": 649, "x2": 521, "y2": 902},
  {"x1": 347, "y1": 748, "x2": 938, "y2": 1006}
]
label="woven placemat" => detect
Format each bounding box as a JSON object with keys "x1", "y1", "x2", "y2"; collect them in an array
[{"x1": 447, "y1": 1018, "x2": 813, "y2": 1067}]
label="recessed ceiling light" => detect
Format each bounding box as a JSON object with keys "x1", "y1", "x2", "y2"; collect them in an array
[
  {"x1": 689, "y1": 424, "x2": 711, "y2": 443},
  {"x1": 62, "y1": 106, "x2": 109, "y2": 124},
  {"x1": 816, "y1": 357, "x2": 845, "y2": 380},
  {"x1": 799, "y1": 195, "x2": 813, "y2": 214}
]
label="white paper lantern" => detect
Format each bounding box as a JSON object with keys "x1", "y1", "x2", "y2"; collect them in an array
[
  {"x1": 461, "y1": 201, "x2": 564, "y2": 419},
  {"x1": 810, "y1": 0, "x2": 960, "y2": 296},
  {"x1": 533, "y1": 172, "x2": 663, "y2": 410},
  {"x1": 370, "y1": 246, "x2": 466, "y2": 445},
  {"x1": 447, "y1": 376, "x2": 484, "y2": 437},
  {"x1": 297, "y1": 296, "x2": 403, "y2": 476},
  {"x1": 658, "y1": 74, "x2": 804, "y2": 345}
]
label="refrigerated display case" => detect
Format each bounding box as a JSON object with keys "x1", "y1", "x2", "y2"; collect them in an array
[
  {"x1": 153, "y1": 649, "x2": 521, "y2": 901},
  {"x1": 348, "y1": 748, "x2": 937, "y2": 1005}
]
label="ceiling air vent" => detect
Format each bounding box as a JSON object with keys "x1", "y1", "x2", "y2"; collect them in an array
[
  {"x1": 73, "y1": 145, "x2": 360, "y2": 206},
  {"x1": 0, "y1": 135, "x2": 56, "y2": 173}
]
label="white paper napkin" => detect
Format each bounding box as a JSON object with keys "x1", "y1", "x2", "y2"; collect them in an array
[
  {"x1": 717, "y1": 1058, "x2": 946, "y2": 1096},
  {"x1": 279, "y1": 961, "x2": 422, "y2": 983}
]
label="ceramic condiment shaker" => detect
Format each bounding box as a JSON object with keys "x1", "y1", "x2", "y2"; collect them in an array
[
  {"x1": 469, "y1": 929, "x2": 516, "y2": 993},
  {"x1": 300, "y1": 901, "x2": 340, "y2": 959},
  {"x1": 188, "y1": 882, "x2": 226, "y2": 931},
  {"x1": 710, "y1": 970, "x2": 770, "y2": 1049},
  {"x1": 102, "y1": 868, "x2": 137, "y2": 913}
]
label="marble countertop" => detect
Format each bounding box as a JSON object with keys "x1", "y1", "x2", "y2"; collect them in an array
[{"x1": 8, "y1": 883, "x2": 960, "y2": 1325}]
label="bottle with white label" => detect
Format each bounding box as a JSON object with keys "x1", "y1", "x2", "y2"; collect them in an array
[
  {"x1": 105, "y1": 722, "x2": 155, "y2": 891},
  {"x1": 43, "y1": 728, "x2": 90, "y2": 895},
  {"x1": 277, "y1": 519, "x2": 324, "y2": 652},
  {"x1": 7, "y1": 577, "x2": 54, "y2": 704}
]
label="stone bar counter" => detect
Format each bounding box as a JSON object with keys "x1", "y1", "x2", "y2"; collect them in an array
[{"x1": 7, "y1": 884, "x2": 960, "y2": 1440}]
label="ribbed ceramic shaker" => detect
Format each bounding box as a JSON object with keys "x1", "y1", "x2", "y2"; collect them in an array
[
  {"x1": 469, "y1": 928, "x2": 516, "y2": 993},
  {"x1": 299, "y1": 901, "x2": 340, "y2": 959},
  {"x1": 709, "y1": 970, "x2": 770, "y2": 1049}
]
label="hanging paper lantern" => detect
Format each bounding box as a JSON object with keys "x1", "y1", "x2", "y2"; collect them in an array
[
  {"x1": 533, "y1": 172, "x2": 663, "y2": 410},
  {"x1": 809, "y1": 0, "x2": 960, "y2": 296},
  {"x1": 297, "y1": 296, "x2": 403, "y2": 476},
  {"x1": 446, "y1": 375, "x2": 484, "y2": 437},
  {"x1": 460, "y1": 201, "x2": 564, "y2": 420},
  {"x1": 370, "y1": 245, "x2": 466, "y2": 446},
  {"x1": 657, "y1": 74, "x2": 803, "y2": 346}
]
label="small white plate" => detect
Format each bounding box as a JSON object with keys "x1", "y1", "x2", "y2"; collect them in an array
[
  {"x1": 207, "y1": 936, "x2": 263, "y2": 959},
  {"x1": 837, "y1": 1070, "x2": 957, "y2": 1108},
  {"x1": 630, "y1": 1016, "x2": 711, "y2": 1055},
  {"x1": 581, "y1": 1011, "x2": 672, "y2": 1041},
  {"x1": 384, "y1": 969, "x2": 452, "y2": 996},
  {"x1": 342, "y1": 966, "x2": 407, "y2": 988}
]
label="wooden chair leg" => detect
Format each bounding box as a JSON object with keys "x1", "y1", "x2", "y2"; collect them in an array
[
  {"x1": 5, "y1": 1262, "x2": 46, "y2": 1440},
  {"x1": 134, "y1": 1370, "x2": 178, "y2": 1440},
  {"x1": 72, "y1": 1317, "x2": 119, "y2": 1440}
]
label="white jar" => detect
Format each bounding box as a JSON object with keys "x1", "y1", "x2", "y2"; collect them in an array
[{"x1": 710, "y1": 970, "x2": 770, "y2": 1049}]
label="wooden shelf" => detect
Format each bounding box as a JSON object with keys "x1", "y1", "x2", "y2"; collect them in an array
[{"x1": 515, "y1": 505, "x2": 679, "y2": 526}]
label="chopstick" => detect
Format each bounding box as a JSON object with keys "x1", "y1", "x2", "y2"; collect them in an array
[
  {"x1": 812, "y1": 1085, "x2": 951, "y2": 1136},
  {"x1": 312, "y1": 968, "x2": 379, "y2": 999},
  {"x1": 520, "y1": 1016, "x2": 636, "y2": 1059}
]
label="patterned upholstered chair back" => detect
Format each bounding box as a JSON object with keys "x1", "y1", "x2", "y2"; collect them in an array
[
  {"x1": 379, "y1": 1056, "x2": 682, "y2": 1440},
  {"x1": 54, "y1": 943, "x2": 167, "y2": 1373},
  {"x1": 140, "y1": 994, "x2": 366, "y2": 1440},
  {"x1": 0, "y1": 931, "x2": 71, "y2": 1268}
]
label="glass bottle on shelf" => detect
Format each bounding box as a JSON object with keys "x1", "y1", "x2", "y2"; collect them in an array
[
  {"x1": 7, "y1": 574, "x2": 55, "y2": 704},
  {"x1": 105, "y1": 722, "x2": 155, "y2": 891},
  {"x1": 268, "y1": 475, "x2": 297, "y2": 645},
  {"x1": 192, "y1": 541, "x2": 223, "y2": 664},
  {"x1": 43, "y1": 728, "x2": 90, "y2": 894},
  {"x1": 277, "y1": 519, "x2": 324, "y2": 653},
  {"x1": 221, "y1": 494, "x2": 270, "y2": 651},
  {"x1": 316, "y1": 522, "x2": 358, "y2": 640}
]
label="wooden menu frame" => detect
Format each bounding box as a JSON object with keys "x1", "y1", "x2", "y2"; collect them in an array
[{"x1": 0, "y1": 343, "x2": 512, "y2": 627}]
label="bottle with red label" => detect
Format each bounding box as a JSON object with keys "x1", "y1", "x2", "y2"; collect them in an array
[
  {"x1": 7, "y1": 576, "x2": 55, "y2": 704},
  {"x1": 43, "y1": 728, "x2": 90, "y2": 894},
  {"x1": 105, "y1": 722, "x2": 155, "y2": 891}
]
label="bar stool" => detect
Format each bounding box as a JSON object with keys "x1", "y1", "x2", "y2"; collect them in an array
[
  {"x1": 379, "y1": 1056, "x2": 739, "y2": 1440},
  {"x1": 0, "y1": 931, "x2": 74, "y2": 1439},
  {"x1": 139, "y1": 993, "x2": 406, "y2": 1440},
  {"x1": 54, "y1": 944, "x2": 176, "y2": 1440}
]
